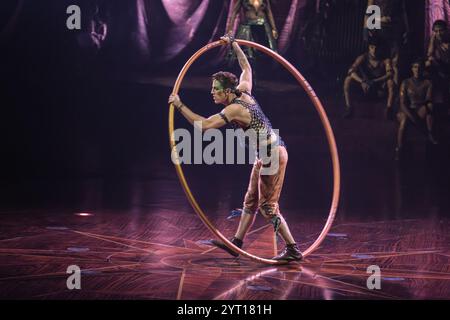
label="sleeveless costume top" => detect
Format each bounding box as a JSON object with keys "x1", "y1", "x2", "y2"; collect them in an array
[
  {"x1": 219, "y1": 91, "x2": 286, "y2": 157},
  {"x1": 359, "y1": 53, "x2": 387, "y2": 79},
  {"x1": 238, "y1": 0, "x2": 277, "y2": 52},
  {"x1": 242, "y1": 0, "x2": 267, "y2": 25},
  {"x1": 401, "y1": 78, "x2": 432, "y2": 110}
]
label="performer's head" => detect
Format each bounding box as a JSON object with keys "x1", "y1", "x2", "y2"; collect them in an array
[
  {"x1": 432, "y1": 20, "x2": 448, "y2": 41},
  {"x1": 410, "y1": 58, "x2": 424, "y2": 79},
  {"x1": 367, "y1": 37, "x2": 380, "y2": 59},
  {"x1": 211, "y1": 71, "x2": 240, "y2": 105}
]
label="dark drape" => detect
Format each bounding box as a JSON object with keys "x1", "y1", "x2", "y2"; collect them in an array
[
  {"x1": 0, "y1": 0, "x2": 25, "y2": 41},
  {"x1": 96, "y1": 0, "x2": 309, "y2": 69},
  {"x1": 2, "y1": 1, "x2": 437, "y2": 72}
]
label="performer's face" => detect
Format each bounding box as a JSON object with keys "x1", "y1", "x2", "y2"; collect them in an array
[
  {"x1": 368, "y1": 44, "x2": 378, "y2": 58},
  {"x1": 434, "y1": 25, "x2": 447, "y2": 41},
  {"x1": 211, "y1": 80, "x2": 229, "y2": 105},
  {"x1": 411, "y1": 63, "x2": 423, "y2": 78}
]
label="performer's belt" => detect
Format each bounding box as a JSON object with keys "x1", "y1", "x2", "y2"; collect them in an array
[{"x1": 246, "y1": 18, "x2": 266, "y2": 26}]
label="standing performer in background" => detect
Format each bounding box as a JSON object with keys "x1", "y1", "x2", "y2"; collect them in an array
[
  {"x1": 226, "y1": 0, "x2": 279, "y2": 60},
  {"x1": 90, "y1": 4, "x2": 108, "y2": 51},
  {"x1": 168, "y1": 35, "x2": 302, "y2": 262},
  {"x1": 364, "y1": 0, "x2": 409, "y2": 88}
]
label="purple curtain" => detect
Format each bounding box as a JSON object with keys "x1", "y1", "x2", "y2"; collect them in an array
[
  {"x1": 278, "y1": 0, "x2": 308, "y2": 54},
  {"x1": 0, "y1": 0, "x2": 25, "y2": 41},
  {"x1": 139, "y1": 0, "x2": 231, "y2": 64},
  {"x1": 2, "y1": 0, "x2": 310, "y2": 69},
  {"x1": 425, "y1": 0, "x2": 450, "y2": 43},
  {"x1": 112, "y1": 0, "x2": 309, "y2": 66}
]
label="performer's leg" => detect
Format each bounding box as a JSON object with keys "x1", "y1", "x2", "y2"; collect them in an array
[
  {"x1": 396, "y1": 112, "x2": 408, "y2": 149},
  {"x1": 210, "y1": 160, "x2": 260, "y2": 257},
  {"x1": 418, "y1": 105, "x2": 438, "y2": 144},
  {"x1": 235, "y1": 212, "x2": 256, "y2": 241},
  {"x1": 235, "y1": 160, "x2": 261, "y2": 240},
  {"x1": 343, "y1": 76, "x2": 352, "y2": 108},
  {"x1": 343, "y1": 75, "x2": 357, "y2": 118},
  {"x1": 277, "y1": 216, "x2": 296, "y2": 245},
  {"x1": 258, "y1": 147, "x2": 302, "y2": 261},
  {"x1": 396, "y1": 111, "x2": 408, "y2": 160},
  {"x1": 392, "y1": 51, "x2": 400, "y2": 86},
  {"x1": 385, "y1": 79, "x2": 395, "y2": 120},
  {"x1": 257, "y1": 147, "x2": 287, "y2": 232}
]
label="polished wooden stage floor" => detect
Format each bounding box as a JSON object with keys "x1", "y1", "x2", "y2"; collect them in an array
[
  {"x1": 1, "y1": 206, "x2": 449, "y2": 300},
  {"x1": 1, "y1": 79, "x2": 450, "y2": 300}
]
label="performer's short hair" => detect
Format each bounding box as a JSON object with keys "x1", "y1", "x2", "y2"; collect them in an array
[
  {"x1": 367, "y1": 36, "x2": 390, "y2": 59},
  {"x1": 367, "y1": 36, "x2": 379, "y2": 47},
  {"x1": 433, "y1": 20, "x2": 448, "y2": 30},
  {"x1": 411, "y1": 57, "x2": 424, "y2": 68},
  {"x1": 212, "y1": 71, "x2": 239, "y2": 91}
]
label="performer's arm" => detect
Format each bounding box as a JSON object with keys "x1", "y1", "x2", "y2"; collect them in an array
[
  {"x1": 168, "y1": 94, "x2": 239, "y2": 130},
  {"x1": 348, "y1": 55, "x2": 365, "y2": 83},
  {"x1": 226, "y1": 0, "x2": 241, "y2": 34},
  {"x1": 426, "y1": 35, "x2": 436, "y2": 67},
  {"x1": 100, "y1": 23, "x2": 108, "y2": 41},
  {"x1": 232, "y1": 41, "x2": 253, "y2": 93},
  {"x1": 401, "y1": 0, "x2": 410, "y2": 36},
  {"x1": 399, "y1": 81, "x2": 416, "y2": 123},
  {"x1": 266, "y1": 0, "x2": 278, "y2": 39},
  {"x1": 426, "y1": 81, "x2": 433, "y2": 110},
  {"x1": 373, "y1": 59, "x2": 393, "y2": 83}
]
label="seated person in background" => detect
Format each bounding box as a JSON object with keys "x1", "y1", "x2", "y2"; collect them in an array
[
  {"x1": 343, "y1": 39, "x2": 395, "y2": 119},
  {"x1": 426, "y1": 20, "x2": 450, "y2": 115},
  {"x1": 396, "y1": 59, "x2": 438, "y2": 160}
]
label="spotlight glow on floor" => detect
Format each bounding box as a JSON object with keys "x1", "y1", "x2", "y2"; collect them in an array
[{"x1": 75, "y1": 212, "x2": 93, "y2": 217}]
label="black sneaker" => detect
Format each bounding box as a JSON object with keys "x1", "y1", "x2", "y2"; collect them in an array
[
  {"x1": 210, "y1": 237, "x2": 243, "y2": 257},
  {"x1": 272, "y1": 244, "x2": 303, "y2": 262}
]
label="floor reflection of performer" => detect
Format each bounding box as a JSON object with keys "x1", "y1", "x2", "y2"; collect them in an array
[
  {"x1": 168, "y1": 35, "x2": 302, "y2": 262},
  {"x1": 226, "y1": 0, "x2": 278, "y2": 59}
]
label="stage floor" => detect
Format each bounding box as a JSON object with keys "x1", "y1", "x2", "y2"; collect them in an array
[
  {"x1": 1, "y1": 206, "x2": 449, "y2": 300},
  {"x1": 1, "y1": 79, "x2": 450, "y2": 300}
]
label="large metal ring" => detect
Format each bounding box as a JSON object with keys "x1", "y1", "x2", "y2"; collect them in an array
[{"x1": 168, "y1": 39, "x2": 341, "y2": 265}]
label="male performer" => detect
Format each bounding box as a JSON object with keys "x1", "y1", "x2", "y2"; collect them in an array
[
  {"x1": 343, "y1": 39, "x2": 395, "y2": 119},
  {"x1": 168, "y1": 35, "x2": 302, "y2": 262},
  {"x1": 396, "y1": 59, "x2": 438, "y2": 160},
  {"x1": 426, "y1": 20, "x2": 450, "y2": 116}
]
